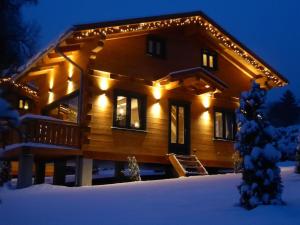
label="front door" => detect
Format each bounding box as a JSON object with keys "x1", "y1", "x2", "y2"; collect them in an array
[{"x1": 168, "y1": 101, "x2": 190, "y2": 155}]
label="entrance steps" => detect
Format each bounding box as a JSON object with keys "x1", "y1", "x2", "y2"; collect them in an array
[{"x1": 168, "y1": 154, "x2": 208, "y2": 177}]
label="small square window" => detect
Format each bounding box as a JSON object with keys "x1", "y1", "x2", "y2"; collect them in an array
[
  {"x1": 147, "y1": 36, "x2": 166, "y2": 58},
  {"x1": 201, "y1": 50, "x2": 217, "y2": 70},
  {"x1": 214, "y1": 110, "x2": 236, "y2": 140},
  {"x1": 113, "y1": 91, "x2": 146, "y2": 130}
]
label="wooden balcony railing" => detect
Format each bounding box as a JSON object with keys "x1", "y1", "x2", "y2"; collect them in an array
[{"x1": 2, "y1": 115, "x2": 81, "y2": 149}]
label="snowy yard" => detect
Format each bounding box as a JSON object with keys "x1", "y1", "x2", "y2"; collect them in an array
[{"x1": 0, "y1": 163, "x2": 299, "y2": 225}]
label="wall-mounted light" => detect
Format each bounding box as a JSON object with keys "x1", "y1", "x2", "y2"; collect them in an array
[
  {"x1": 153, "y1": 83, "x2": 162, "y2": 100},
  {"x1": 48, "y1": 88, "x2": 53, "y2": 93},
  {"x1": 68, "y1": 76, "x2": 72, "y2": 82},
  {"x1": 200, "y1": 92, "x2": 212, "y2": 110},
  {"x1": 99, "y1": 77, "x2": 109, "y2": 91}
]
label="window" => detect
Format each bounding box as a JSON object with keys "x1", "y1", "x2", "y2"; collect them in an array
[
  {"x1": 146, "y1": 36, "x2": 166, "y2": 58},
  {"x1": 18, "y1": 99, "x2": 29, "y2": 110},
  {"x1": 214, "y1": 110, "x2": 236, "y2": 140},
  {"x1": 43, "y1": 91, "x2": 79, "y2": 123},
  {"x1": 113, "y1": 90, "x2": 146, "y2": 130},
  {"x1": 201, "y1": 50, "x2": 217, "y2": 70}
]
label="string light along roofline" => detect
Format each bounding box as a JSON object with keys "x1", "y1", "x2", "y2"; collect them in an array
[{"x1": 73, "y1": 14, "x2": 287, "y2": 87}]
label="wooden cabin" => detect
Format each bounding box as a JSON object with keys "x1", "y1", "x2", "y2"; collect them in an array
[{"x1": 0, "y1": 11, "x2": 288, "y2": 188}]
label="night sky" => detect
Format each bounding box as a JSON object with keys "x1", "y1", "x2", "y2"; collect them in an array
[{"x1": 23, "y1": 0, "x2": 300, "y2": 101}]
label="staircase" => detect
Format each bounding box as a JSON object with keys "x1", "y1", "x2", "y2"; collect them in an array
[{"x1": 168, "y1": 154, "x2": 208, "y2": 177}]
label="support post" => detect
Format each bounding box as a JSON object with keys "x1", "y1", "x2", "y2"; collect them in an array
[
  {"x1": 53, "y1": 160, "x2": 66, "y2": 185},
  {"x1": 34, "y1": 161, "x2": 45, "y2": 184},
  {"x1": 75, "y1": 157, "x2": 93, "y2": 186},
  {"x1": 17, "y1": 150, "x2": 33, "y2": 189}
]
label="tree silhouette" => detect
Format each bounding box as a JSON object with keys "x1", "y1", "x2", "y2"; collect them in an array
[
  {"x1": 267, "y1": 90, "x2": 300, "y2": 127},
  {"x1": 0, "y1": 0, "x2": 39, "y2": 75}
]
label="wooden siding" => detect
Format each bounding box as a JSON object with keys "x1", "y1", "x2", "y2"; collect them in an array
[{"x1": 17, "y1": 23, "x2": 256, "y2": 167}]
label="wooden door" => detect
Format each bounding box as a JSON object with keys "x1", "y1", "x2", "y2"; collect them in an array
[{"x1": 168, "y1": 101, "x2": 190, "y2": 155}]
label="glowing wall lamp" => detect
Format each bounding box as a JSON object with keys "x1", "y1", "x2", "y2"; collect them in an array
[
  {"x1": 99, "y1": 77, "x2": 109, "y2": 91},
  {"x1": 153, "y1": 83, "x2": 162, "y2": 100},
  {"x1": 94, "y1": 70, "x2": 110, "y2": 91},
  {"x1": 200, "y1": 92, "x2": 212, "y2": 110}
]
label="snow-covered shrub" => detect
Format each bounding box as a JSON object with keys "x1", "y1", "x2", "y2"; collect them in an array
[
  {"x1": 232, "y1": 151, "x2": 242, "y2": 173},
  {"x1": 276, "y1": 126, "x2": 300, "y2": 160},
  {"x1": 235, "y1": 82, "x2": 283, "y2": 209},
  {"x1": 127, "y1": 156, "x2": 141, "y2": 181}
]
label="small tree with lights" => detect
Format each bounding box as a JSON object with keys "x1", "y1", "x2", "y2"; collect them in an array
[
  {"x1": 127, "y1": 156, "x2": 141, "y2": 181},
  {"x1": 235, "y1": 81, "x2": 283, "y2": 209}
]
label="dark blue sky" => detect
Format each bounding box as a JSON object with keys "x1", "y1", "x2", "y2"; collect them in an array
[{"x1": 23, "y1": 0, "x2": 300, "y2": 101}]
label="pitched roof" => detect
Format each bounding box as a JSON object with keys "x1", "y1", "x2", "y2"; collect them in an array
[{"x1": 14, "y1": 11, "x2": 288, "y2": 86}]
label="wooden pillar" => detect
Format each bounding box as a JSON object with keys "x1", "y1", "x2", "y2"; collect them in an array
[
  {"x1": 53, "y1": 160, "x2": 66, "y2": 186},
  {"x1": 17, "y1": 150, "x2": 33, "y2": 189},
  {"x1": 34, "y1": 161, "x2": 45, "y2": 184},
  {"x1": 75, "y1": 157, "x2": 93, "y2": 186},
  {"x1": 114, "y1": 161, "x2": 125, "y2": 179}
]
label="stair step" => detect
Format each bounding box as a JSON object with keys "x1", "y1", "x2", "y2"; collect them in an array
[
  {"x1": 168, "y1": 154, "x2": 208, "y2": 177},
  {"x1": 177, "y1": 159, "x2": 198, "y2": 166},
  {"x1": 175, "y1": 155, "x2": 195, "y2": 160},
  {"x1": 186, "y1": 171, "x2": 202, "y2": 176}
]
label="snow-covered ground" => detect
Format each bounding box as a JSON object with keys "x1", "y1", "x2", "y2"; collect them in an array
[{"x1": 0, "y1": 163, "x2": 299, "y2": 225}]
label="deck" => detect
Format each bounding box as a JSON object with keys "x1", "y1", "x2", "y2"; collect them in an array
[{"x1": 0, "y1": 114, "x2": 82, "y2": 159}]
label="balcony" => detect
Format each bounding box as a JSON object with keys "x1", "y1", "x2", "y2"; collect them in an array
[{"x1": 0, "y1": 114, "x2": 81, "y2": 157}]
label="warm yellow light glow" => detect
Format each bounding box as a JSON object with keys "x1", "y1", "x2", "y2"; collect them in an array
[
  {"x1": 200, "y1": 111, "x2": 211, "y2": 125},
  {"x1": 24, "y1": 101, "x2": 29, "y2": 110},
  {"x1": 48, "y1": 92, "x2": 54, "y2": 104},
  {"x1": 153, "y1": 84, "x2": 162, "y2": 100},
  {"x1": 99, "y1": 77, "x2": 109, "y2": 91},
  {"x1": 200, "y1": 93, "x2": 212, "y2": 109},
  {"x1": 205, "y1": 84, "x2": 210, "y2": 89},
  {"x1": 67, "y1": 80, "x2": 74, "y2": 94},
  {"x1": 150, "y1": 102, "x2": 161, "y2": 118},
  {"x1": 68, "y1": 64, "x2": 74, "y2": 80},
  {"x1": 96, "y1": 94, "x2": 108, "y2": 110}
]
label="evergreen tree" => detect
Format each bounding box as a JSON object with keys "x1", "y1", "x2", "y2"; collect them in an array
[
  {"x1": 0, "y1": 0, "x2": 39, "y2": 75},
  {"x1": 268, "y1": 90, "x2": 300, "y2": 127},
  {"x1": 0, "y1": 98, "x2": 20, "y2": 186},
  {"x1": 235, "y1": 82, "x2": 283, "y2": 209},
  {"x1": 127, "y1": 156, "x2": 141, "y2": 181}
]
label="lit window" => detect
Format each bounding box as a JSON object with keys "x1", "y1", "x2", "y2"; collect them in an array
[
  {"x1": 113, "y1": 91, "x2": 146, "y2": 130},
  {"x1": 147, "y1": 36, "x2": 166, "y2": 58},
  {"x1": 201, "y1": 50, "x2": 217, "y2": 70},
  {"x1": 19, "y1": 99, "x2": 24, "y2": 109},
  {"x1": 202, "y1": 54, "x2": 208, "y2": 67},
  {"x1": 214, "y1": 110, "x2": 236, "y2": 140},
  {"x1": 18, "y1": 99, "x2": 29, "y2": 110}
]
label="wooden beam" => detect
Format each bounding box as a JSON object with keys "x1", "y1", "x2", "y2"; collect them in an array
[
  {"x1": 56, "y1": 44, "x2": 81, "y2": 53},
  {"x1": 47, "y1": 51, "x2": 72, "y2": 59}
]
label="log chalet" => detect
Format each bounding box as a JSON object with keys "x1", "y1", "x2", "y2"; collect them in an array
[{"x1": 0, "y1": 11, "x2": 288, "y2": 188}]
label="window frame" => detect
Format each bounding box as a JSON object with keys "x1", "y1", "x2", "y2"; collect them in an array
[
  {"x1": 146, "y1": 35, "x2": 166, "y2": 59},
  {"x1": 112, "y1": 90, "x2": 147, "y2": 131},
  {"x1": 201, "y1": 49, "x2": 218, "y2": 70},
  {"x1": 213, "y1": 108, "x2": 236, "y2": 141}
]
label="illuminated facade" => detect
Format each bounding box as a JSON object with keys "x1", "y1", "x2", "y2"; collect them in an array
[{"x1": 1, "y1": 11, "x2": 287, "y2": 188}]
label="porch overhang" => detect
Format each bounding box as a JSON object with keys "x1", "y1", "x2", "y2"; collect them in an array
[{"x1": 154, "y1": 67, "x2": 228, "y2": 95}]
